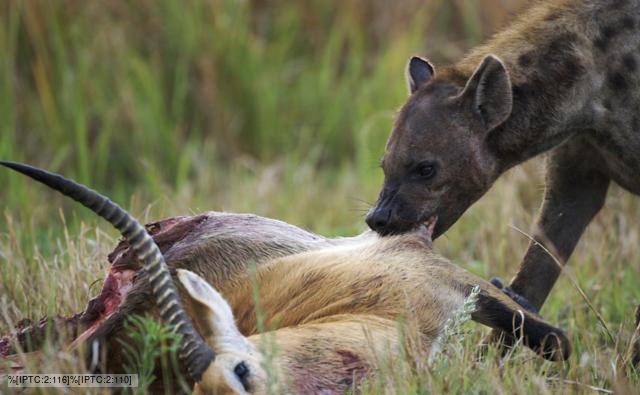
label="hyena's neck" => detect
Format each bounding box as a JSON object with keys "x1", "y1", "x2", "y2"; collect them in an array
[{"x1": 442, "y1": 0, "x2": 622, "y2": 171}]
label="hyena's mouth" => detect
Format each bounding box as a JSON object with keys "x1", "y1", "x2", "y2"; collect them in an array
[
  {"x1": 415, "y1": 215, "x2": 438, "y2": 244},
  {"x1": 0, "y1": 215, "x2": 207, "y2": 373}
]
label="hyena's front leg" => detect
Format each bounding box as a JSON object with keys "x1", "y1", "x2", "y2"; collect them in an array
[
  {"x1": 509, "y1": 140, "x2": 610, "y2": 309},
  {"x1": 491, "y1": 139, "x2": 609, "y2": 342}
]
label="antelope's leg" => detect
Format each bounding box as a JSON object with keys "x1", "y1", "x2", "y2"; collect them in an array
[
  {"x1": 443, "y1": 268, "x2": 570, "y2": 360},
  {"x1": 471, "y1": 285, "x2": 569, "y2": 361}
]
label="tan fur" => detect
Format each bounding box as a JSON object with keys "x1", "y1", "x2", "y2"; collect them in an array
[
  {"x1": 177, "y1": 226, "x2": 567, "y2": 394},
  {"x1": 0, "y1": 211, "x2": 569, "y2": 393},
  {"x1": 0, "y1": 165, "x2": 573, "y2": 392}
]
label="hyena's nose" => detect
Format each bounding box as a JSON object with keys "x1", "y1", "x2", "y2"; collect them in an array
[{"x1": 366, "y1": 206, "x2": 391, "y2": 233}]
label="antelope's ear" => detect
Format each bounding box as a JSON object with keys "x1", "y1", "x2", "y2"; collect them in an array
[
  {"x1": 177, "y1": 269, "x2": 248, "y2": 351},
  {"x1": 406, "y1": 56, "x2": 435, "y2": 94},
  {"x1": 458, "y1": 54, "x2": 512, "y2": 132}
]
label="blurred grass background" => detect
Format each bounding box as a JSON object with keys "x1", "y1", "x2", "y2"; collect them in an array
[
  {"x1": 1, "y1": 0, "x2": 640, "y2": 393},
  {"x1": 0, "y1": 0, "x2": 528, "y2": 228}
]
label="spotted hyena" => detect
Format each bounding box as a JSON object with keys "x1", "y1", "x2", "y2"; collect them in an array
[{"x1": 366, "y1": 0, "x2": 640, "y2": 343}]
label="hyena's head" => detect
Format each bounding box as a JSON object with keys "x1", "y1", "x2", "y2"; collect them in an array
[{"x1": 366, "y1": 55, "x2": 512, "y2": 237}]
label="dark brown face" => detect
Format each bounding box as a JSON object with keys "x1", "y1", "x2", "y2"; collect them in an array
[{"x1": 366, "y1": 55, "x2": 513, "y2": 237}]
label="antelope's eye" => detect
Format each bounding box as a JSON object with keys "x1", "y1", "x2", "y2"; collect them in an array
[
  {"x1": 415, "y1": 162, "x2": 437, "y2": 180},
  {"x1": 234, "y1": 361, "x2": 250, "y2": 391}
]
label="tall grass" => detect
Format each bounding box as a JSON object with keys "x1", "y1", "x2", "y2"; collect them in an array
[
  {"x1": 0, "y1": 0, "x2": 508, "y2": 269},
  {"x1": 0, "y1": 0, "x2": 517, "y2": 216}
]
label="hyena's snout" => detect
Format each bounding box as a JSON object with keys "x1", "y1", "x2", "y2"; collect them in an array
[
  {"x1": 365, "y1": 204, "x2": 392, "y2": 233},
  {"x1": 366, "y1": 194, "x2": 423, "y2": 236}
]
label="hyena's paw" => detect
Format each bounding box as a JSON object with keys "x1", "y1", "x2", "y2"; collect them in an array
[{"x1": 490, "y1": 277, "x2": 539, "y2": 314}]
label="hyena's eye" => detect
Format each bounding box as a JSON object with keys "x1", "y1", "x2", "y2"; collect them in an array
[{"x1": 414, "y1": 161, "x2": 438, "y2": 180}]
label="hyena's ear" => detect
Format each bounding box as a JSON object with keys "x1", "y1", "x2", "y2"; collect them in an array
[
  {"x1": 458, "y1": 54, "x2": 512, "y2": 131},
  {"x1": 177, "y1": 269, "x2": 250, "y2": 353},
  {"x1": 406, "y1": 56, "x2": 435, "y2": 94}
]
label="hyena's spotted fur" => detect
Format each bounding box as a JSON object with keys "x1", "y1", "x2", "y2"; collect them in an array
[{"x1": 367, "y1": 0, "x2": 640, "y2": 352}]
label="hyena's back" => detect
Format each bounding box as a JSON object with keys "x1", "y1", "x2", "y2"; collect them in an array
[
  {"x1": 584, "y1": 0, "x2": 640, "y2": 192},
  {"x1": 458, "y1": 0, "x2": 640, "y2": 193}
]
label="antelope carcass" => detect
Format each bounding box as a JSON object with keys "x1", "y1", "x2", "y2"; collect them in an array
[{"x1": 0, "y1": 162, "x2": 569, "y2": 394}]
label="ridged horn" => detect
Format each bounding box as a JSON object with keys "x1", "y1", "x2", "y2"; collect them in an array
[{"x1": 0, "y1": 161, "x2": 215, "y2": 381}]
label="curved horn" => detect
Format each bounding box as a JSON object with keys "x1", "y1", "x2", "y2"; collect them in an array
[{"x1": 0, "y1": 161, "x2": 215, "y2": 381}]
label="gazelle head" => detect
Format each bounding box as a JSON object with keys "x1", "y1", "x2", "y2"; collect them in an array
[
  {"x1": 177, "y1": 269, "x2": 267, "y2": 394},
  {"x1": 0, "y1": 161, "x2": 267, "y2": 394}
]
